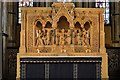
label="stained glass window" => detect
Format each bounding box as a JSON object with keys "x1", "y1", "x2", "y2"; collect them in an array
[
  {"x1": 95, "y1": 0, "x2": 110, "y2": 24},
  {"x1": 18, "y1": 0, "x2": 33, "y2": 23}
]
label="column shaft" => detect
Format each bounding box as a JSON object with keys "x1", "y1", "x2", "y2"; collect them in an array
[{"x1": 0, "y1": 1, "x2": 3, "y2": 80}]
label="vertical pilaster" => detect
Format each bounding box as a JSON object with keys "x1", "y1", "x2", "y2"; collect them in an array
[
  {"x1": 100, "y1": 10, "x2": 106, "y2": 53},
  {"x1": 19, "y1": 10, "x2": 26, "y2": 53},
  {"x1": 99, "y1": 9, "x2": 108, "y2": 79}
]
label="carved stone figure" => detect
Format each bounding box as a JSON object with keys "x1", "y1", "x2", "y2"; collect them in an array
[
  {"x1": 65, "y1": 29, "x2": 71, "y2": 45},
  {"x1": 46, "y1": 29, "x2": 51, "y2": 45},
  {"x1": 85, "y1": 30, "x2": 90, "y2": 46},
  {"x1": 77, "y1": 32, "x2": 82, "y2": 45},
  {"x1": 59, "y1": 29, "x2": 65, "y2": 45},
  {"x1": 72, "y1": 29, "x2": 77, "y2": 45},
  {"x1": 42, "y1": 29, "x2": 47, "y2": 45},
  {"x1": 50, "y1": 30, "x2": 54, "y2": 45},
  {"x1": 82, "y1": 28, "x2": 90, "y2": 46},
  {"x1": 36, "y1": 30, "x2": 43, "y2": 46},
  {"x1": 56, "y1": 29, "x2": 60, "y2": 45}
]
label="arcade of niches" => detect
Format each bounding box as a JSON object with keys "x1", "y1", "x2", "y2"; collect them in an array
[{"x1": 17, "y1": 2, "x2": 108, "y2": 79}]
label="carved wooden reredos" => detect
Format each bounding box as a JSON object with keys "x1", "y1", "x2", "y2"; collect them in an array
[{"x1": 20, "y1": 2, "x2": 105, "y2": 55}]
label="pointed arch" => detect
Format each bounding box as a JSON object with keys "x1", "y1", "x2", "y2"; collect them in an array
[
  {"x1": 53, "y1": 4, "x2": 74, "y2": 28},
  {"x1": 35, "y1": 21, "x2": 42, "y2": 30},
  {"x1": 57, "y1": 16, "x2": 69, "y2": 29},
  {"x1": 45, "y1": 21, "x2": 52, "y2": 28},
  {"x1": 75, "y1": 22, "x2": 82, "y2": 29},
  {"x1": 84, "y1": 22, "x2": 90, "y2": 31}
]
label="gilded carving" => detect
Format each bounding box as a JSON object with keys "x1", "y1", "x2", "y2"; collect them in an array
[
  {"x1": 20, "y1": 3, "x2": 103, "y2": 53},
  {"x1": 36, "y1": 30, "x2": 44, "y2": 46},
  {"x1": 17, "y1": 3, "x2": 108, "y2": 79}
]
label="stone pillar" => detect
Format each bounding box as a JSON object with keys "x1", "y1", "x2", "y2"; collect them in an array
[
  {"x1": 114, "y1": 2, "x2": 120, "y2": 47},
  {"x1": 119, "y1": 1, "x2": 120, "y2": 46},
  {"x1": 7, "y1": 2, "x2": 17, "y2": 47},
  {"x1": 2, "y1": 2, "x2": 8, "y2": 79},
  {"x1": 0, "y1": 1, "x2": 3, "y2": 80},
  {"x1": 111, "y1": 2, "x2": 120, "y2": 47},
  {"x1": 111, "y1": 2, "x2": 115, "y2": 43}
]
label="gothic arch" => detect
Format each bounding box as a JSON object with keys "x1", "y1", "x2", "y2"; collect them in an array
[
  {"x1": 75, "y1": 22, "x2": 82, "y2": 29},
  {"x1": 34, "y1": 18, "x2": 44, "y2": 26},
  {"x1": 74, "y1": 18, "x2": 83, "y2": 28},
  {"x1": 57, "y1": 16, "x2": 69, "y2": 29},
  {"x1": 34, "y1": 20, "x2": 43, "y2": 30},
  {"x1": 84, "y1": 21, "x2": 92, "y2": 31},
  {"x1": 45, "y1": 21, "x2": 52, "y2": 28},
  {"x1": 53, "y1": 6, "x2": 74, "y2": 28}
]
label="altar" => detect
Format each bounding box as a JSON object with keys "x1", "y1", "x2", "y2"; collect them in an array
[{"x1": 16, "y1": 2, "x2": 108, "y2": 80}]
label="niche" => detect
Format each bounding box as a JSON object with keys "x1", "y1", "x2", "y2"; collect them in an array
[
  {"x1": 45, "y1": 21, "x2": 52, "y2": 28},
  {"x1": 35, "y1": 21, "x2": 43, "y2": 46},
  {"x1": 84, "y1": 22, "x2": 90, "y2": 31},
  {"x1": 36, "y1": 21, "x2": 42, "y2": 30},
  {"x1": 75, "y1": 22, "x2": 82, "y2": 32},
  {"x1": 57, "y1": 16, "x2": 69, "y2": 30}
]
